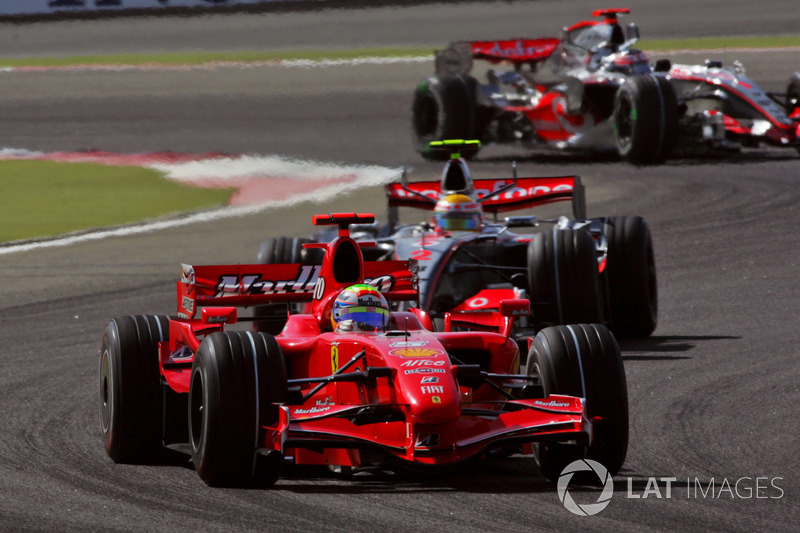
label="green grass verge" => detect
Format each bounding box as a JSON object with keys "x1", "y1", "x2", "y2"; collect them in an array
[
  {"x1": 0, "y1": 35, "x2": 798, "y2": 68},
  {"x1": 0, "y1": 160, "x2": 234, "y2": 243},
  {"x1": 0, "y1": 47, "x2": 432, "y2": 68}
]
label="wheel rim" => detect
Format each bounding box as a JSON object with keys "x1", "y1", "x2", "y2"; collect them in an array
[
  {"x1": 99, "y1": 349, "x2": 112, "y2": 432},
  {"x1": 614, "y1": 97, "x2": 634, "y2": 151},
  {"x1": 189, "y1": 369, "x2": 205, "y2": 451}
]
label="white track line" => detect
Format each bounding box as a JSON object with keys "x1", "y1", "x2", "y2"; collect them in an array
[
  {"x1": 0, "y1": 56, "x2": 431, "y2": 73},
  {"x1": 0, "y1": 153, "x2": 401, "y2": 255}
]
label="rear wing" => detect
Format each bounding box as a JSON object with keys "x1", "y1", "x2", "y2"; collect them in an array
[
  {"x1": 177, "y1": 260, "x2": 417, "y2": 319},
  {"x1": 470, "y1": 38, "x2": 560, "y2": 64},
  {"x1": 386, "y1": 175, "x2": 586, "y2": 219},
  {"x1": 435, "y1": 38, "x2": 559, "y2": 76}
]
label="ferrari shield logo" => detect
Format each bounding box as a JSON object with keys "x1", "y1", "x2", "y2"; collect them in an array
[{"x1": 331, "y1": 343, "x2": 339, "y2": 373}]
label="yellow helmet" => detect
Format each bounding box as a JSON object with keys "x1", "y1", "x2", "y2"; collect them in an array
[{"x1": 433, "y1": 194, "x2": 483, "y2": 232}]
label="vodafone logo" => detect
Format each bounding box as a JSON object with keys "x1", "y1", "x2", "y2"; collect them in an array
[{"x1": 467, "y1": 297, "x2": 490, "y2": 308}]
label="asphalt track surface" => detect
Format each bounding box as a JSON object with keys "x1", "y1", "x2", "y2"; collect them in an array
[{"x1": 1, "y1": 2, "x2": 799, "y2": 531}]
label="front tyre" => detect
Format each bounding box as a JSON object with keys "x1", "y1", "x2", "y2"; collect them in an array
[
  {"x1": 189, "y1": 331, "x2": 288, "y2": 487},
  {"x1": 613, "y1": 74, "x2": 678, "y2": 165},
  {"x1": 603, "y1": 216, "x2": 658, "y2": 338},
  {"x1": 99, "y1": 315, "x2": 170, "y2": 463},
  {"x1": 528, "y1": 324, "x2": 628, "y2": 481}
]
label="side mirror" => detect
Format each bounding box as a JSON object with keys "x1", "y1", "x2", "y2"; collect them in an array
[
  {"x1": 504, "y1": 215, "x2": 539, "y2": 228},
  {"x1": 625, "y1": 23, "x2": 640, "y2": 42},
  {"x1": 201, "y1": 307, "x2": 238, "y2": 324},
  {"x1": 500, "y1": 299, "x2": 530, "y2": 318}
]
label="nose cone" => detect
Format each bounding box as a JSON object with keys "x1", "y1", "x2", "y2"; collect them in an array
[
  {"x1": 379, "y1": 337, "x2": 462, "y2": 424},
  {"x1": 407, "y1": 382, "x2": 461, "y2": 424}
]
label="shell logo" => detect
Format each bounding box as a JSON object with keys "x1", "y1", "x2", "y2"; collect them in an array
[{"x1": 389, "y1": 348, "x2": 442, "y2": 358}]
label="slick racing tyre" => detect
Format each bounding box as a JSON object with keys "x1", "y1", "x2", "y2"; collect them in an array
[
  {"x1": 99, "y1": 315, "x2": 170, "y2": 463},
  {"x1": 257, "y1": 236, "x2": 316, "y2": 266},
  {"x1": 527, "y1": 229, "x2": 602, "y2": 327},
  {"x1": 613, "y1": 74, "x2": 678, "y2": 165},
  {"x1": 527, "y1": 324, "x2": 628, "y2": 481},
  {"x1": 603, "y1": 216, "x2": 658, "y2": 338},
  {"x1": 189, "y1": 331, "x2": 288, "y2": 487},
  {"x1": 254, "y1": 236, "x2": 317, "y2": 334},
  {"x1": 412, "y1": 75, "x2": 482, "y2": 160}
]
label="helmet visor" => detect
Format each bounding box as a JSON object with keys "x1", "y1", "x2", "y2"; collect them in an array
[
  {"x1": 435, "y1": 212, "x2": 481, "y2": 231},
  {"x1": 336, "y1": 306, "x2": 389, "y2": 330}
]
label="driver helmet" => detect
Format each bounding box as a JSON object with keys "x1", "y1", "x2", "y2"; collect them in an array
[
  {"x1": 331, "y1": 284, "x2": 390, "y2": 332},
  {"x1": 433, "y1": 194, "x2": 483, "y2": 232}
]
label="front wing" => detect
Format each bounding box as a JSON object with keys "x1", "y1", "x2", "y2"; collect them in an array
[{"x1": 263, "y1": 395, "x2": 590, "y2": 466}]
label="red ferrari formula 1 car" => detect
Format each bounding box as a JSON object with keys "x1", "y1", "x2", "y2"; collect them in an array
[
  {"x1": 412, "y1": 8, "x2": 800, "y2": 164},
  {"x1": 99, "y1": 213, "x2": 628, "y2": 487}
]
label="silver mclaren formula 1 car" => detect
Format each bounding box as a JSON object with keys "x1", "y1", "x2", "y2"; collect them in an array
[
  {"x1": 257, "y1": 140, "x2": 658, "y2": 342},
  {"x1": 411, "y1": 8, "x2": 800, "y2": 164}
]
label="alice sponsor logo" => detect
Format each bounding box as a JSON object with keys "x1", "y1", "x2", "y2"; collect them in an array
[{"x1": 401, "y1": 359, "x2": 445, "y2": 367}]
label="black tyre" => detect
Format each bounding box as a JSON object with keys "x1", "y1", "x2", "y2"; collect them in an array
[
  {"x1": 99, "y1": 315, "x2": 170, "y2": 463},
  {"x1": 613, "y1": 74, "x2": 678, "y2": 165},
  {"x1": 255, "y1": 236, "x2": 318, "y2": 334},
  {"x1": 412, "y1": 75, "x2": 482, "y2": 160},
  {"x1": 603, "y1": 216, "x2": 658, "y2": 338},
  {"x1": 189, "y1": 331, "x2": 288, "y2": 487},
  {"x1": 527, "y1": 229, "x2": 602, "y2": 326},
  {"x1": 257, "y1": 236, "x2": 315, "y2": 265},
  {"x1": 527, "y1": 324, "x2": 628, "y2": 481}
]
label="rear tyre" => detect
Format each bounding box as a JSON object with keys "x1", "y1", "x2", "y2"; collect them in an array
[
  {"x1": 527, "y1": 229, "x2": 602, "y2": 327},
  {"x1": 412, "y1": 75, "x2": 482, "y2": 160},
  {"x1": 189, "y1": 331, "x2": 288, "y2": 487},
  {"x1": 257, "y1": 236, "x2": 315, "y2": 266},
  {"x1": 603, "y1": 216, "x2": 658, "y2": 338},
  {"x1": 527, "y1": 324, "x2": 628, "y2": 481},
  {"x1": 99, "y1": 315, "x2": 170, "y2": 463},
  {"x1": 255, "y1": 236, "x2": 316, "y2": 334},
  {"x1": 613, "y1": 74, "x2": 678, "y2": 165}
]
